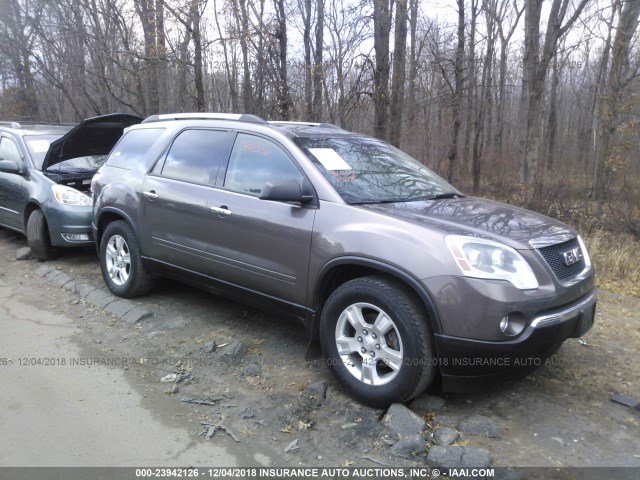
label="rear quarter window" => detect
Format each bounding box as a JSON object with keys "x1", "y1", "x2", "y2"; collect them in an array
[{"x1": 106, "y1": 128, "x2": 164, "y2": 169}]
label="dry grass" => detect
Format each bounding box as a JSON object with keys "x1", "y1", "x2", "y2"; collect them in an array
[{"x1": 583, "y1": 229, "x2": 640, "y2": 297}]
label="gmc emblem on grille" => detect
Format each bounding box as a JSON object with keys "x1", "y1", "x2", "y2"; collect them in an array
[{"x1": 562, "y1": 247, "x2": 583, "y2": 266}]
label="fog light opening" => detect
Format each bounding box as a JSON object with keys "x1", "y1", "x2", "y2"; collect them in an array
[
  {"x1": 499, "y1": 313, "x2": 526, "y2": 337},
  {"x1": 62, "y1": 233, "x2": 90, "y2": 242}
]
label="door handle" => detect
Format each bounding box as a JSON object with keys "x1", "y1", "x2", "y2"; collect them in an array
[
  {"x1": 210, "y1": 206, "x2": 232, "y2": 217},
  {"x1": 143, "y1": 190, "x2": 158, "y2": 200}
]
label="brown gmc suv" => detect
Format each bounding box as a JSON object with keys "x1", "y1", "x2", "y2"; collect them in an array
[{"x1": 91, "y1": 113, "x2": 597, "y2": 407}]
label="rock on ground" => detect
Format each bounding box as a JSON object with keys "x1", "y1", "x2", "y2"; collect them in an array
[
  {"x1": 390, "y1": 434, "x2": 426, "y2": 459},
  {"x1": 35, "y1": 265, "x2": 54, "y2": 277},
  {"x1": 50, "y1": 272, "x2": 73, "y2": 288},
  {"x1": 303, "y1": 380, "x2": 328, "y2": 399},
  {"x1": 382, "y1": 403, "x2": 427, "y2": 438},
  {"x1": 85, "y1": 289, "x2": 117, "y2": 309},
  {"x1": 16, "y1": 247, "x2": 32, "y2": 260},
  {"x1": 105, "y1": 299, "x2": 136, "y2": 318},
  {"x1": 218, "y1": 341, "x2": 247, "y2": 365},
  {"x1": 200, "y1": 341, "x2": 217, "y2": 354},
  {"x1": 410, "y1": 393, "x2": 446, "y2": 414},
  {"x1": 427, "y1": 445, "x2": 491, "y2": 468},
  {"x1": 433, "y1": 426, "x2": 460, "y2": 446},
  {"x1": 457, "y1": 414, "x2": 501, "y2": 438},
  {"x1": 122, "y1": 306, "x2": 153, "y2": 324},
  {"x1": 243, "y1": 363, "x2": 261, "y2": 377}
]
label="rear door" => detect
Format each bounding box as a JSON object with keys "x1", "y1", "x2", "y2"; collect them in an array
[
  {"x1": 0, "y1": 135, "x2": 26, "y2": 230},
  {"x1": 139, "y1": 128, "x2": 234, "y2": 275},
  {"x1": 205, "y1": 132, "x2": 316, "y2": 306}
]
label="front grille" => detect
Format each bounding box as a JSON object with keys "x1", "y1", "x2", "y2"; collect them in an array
[{"x1": 537, "y1": 237, "x2": 586, "y2": 281}]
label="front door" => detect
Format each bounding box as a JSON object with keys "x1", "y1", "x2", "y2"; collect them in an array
[
  {"x1": 0, "y1": 136, "x2": 26, "y2": 230},
  {"x1": 206, "y1": 133, "x2": 316, "y2": 307}
]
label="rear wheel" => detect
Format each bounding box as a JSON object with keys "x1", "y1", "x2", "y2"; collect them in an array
[
  {"x1": 26, "y1": 209, "x2": 59, "y2": 261},
  {"x1": 100, "y1": 220, "x2": 153, "y2": 298},
  {"x1": 320, "y1": 276, "x2": 435, "y2": 407}
]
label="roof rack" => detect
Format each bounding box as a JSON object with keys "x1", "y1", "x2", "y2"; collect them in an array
[
  {"x1": 268, "y1": 121, "x2": 345, "y2": 131},
  {"x1": 142, "y1": 113, "x2": 268, "y2": 124}
]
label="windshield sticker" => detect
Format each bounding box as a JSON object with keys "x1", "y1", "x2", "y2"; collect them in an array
[
  {"x1": 28, "y1": 139, "x2": 51, "y2": 153},
  {"x1": 309, "y1": 148, "x2": 352, "y2": 171},
  {"x1": 240, "y1": 142, "x2": 270, "y2": 157},
  {"x1": 332, "y1": 172, "x2": 356, "y2": 183}
]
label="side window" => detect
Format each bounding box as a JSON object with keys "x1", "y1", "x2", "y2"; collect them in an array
[
  {"x1": 0, "y1": 137, "x2": 22, "y2": 164},
  {"x1": 160, "y1": 129, "x2": 229, "y2": 185},
  {"x1": 107, "y1": 128, "x2": 164, "y2": 169},
  {"x1": 224, "y1": 133, "x2": 303, "y2": 195}
]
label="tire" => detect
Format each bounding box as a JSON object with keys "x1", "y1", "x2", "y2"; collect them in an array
[
  {"x1": 320, "y1": 276, "x2": 435, "y2": 408},
  {"x1": 100, "y1": 220, "x2": 154, "y2": 298},
  {"x1": 27, "y1": 209, "x2": 59, "y2": 261}
]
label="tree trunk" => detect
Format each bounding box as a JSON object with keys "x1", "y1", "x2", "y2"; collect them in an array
[
  {"x1": 214, "y1": 0, "x2": 238, "y2": 111},
  {"x1": 303, "y1": 0, "x2": 313, "y2": 120},
  {"x1": 388, "y1": 0, "x2": 408, "y2": 147},
  {"x1": 518, "y1": 0, "x2": 589, "y2": 202},
  {"x1": 190, "y1": 0, "x2": 205, "y2": 111},
  {"x1": 472, "y1": 1, "x2": 496, "y2": 194},
  {"x1": 134, "y1": 0, "x2": 158, "y2": 115},
  {"x1": 274, "y1": 0, "x2": 292, "y2": 119},
  {"x1": 156, "y1": 0, "x2": 167, "y2": 113},
  {"x1": 312, "y1": 0, "x2": 324, "y2": 122},
  {"x1": 593, "y1": 0, "x2": 640, "y2": 202},
  {"x1": 406, "y1": 0, "x2": 420, "y2": 136},
  {"x1": 447, "y1": 0, "x2": 465, "y2": 184},
  {"x1": 545, "y1": 54, "x2": 559, "y2": 172},
  {"x1": 463, "y1": 0, "x2": 478, "y2": 174},
  {"x1": 373, "y1": 0, "x2": 392, "y2": 140}
]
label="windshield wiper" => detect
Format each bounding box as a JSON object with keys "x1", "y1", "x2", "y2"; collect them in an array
[
  {"x1": 351, "y1": 199, "x2": 408, "y2": 205},
  {"x1": 351, "y1": 193, "x2": 464, "y2": 205},
  {"x1": 422, "y1": 192, "x2": 464, "y2": 200}
]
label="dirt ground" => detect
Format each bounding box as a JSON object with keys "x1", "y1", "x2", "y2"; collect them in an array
[{"x1": 1, "y1": 226, "x2": 638, "y2": 472}]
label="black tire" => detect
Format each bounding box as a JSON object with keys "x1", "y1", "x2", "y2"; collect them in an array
[
  {"x1": 320, "y1": 276, "x2": 435, "y2": 408},
  {"x1": 27, "y1": 209, "x2": 59, "y2": 261},
  {"x1": 100, "y1": 220, "x2": 154, "y2": 298}
]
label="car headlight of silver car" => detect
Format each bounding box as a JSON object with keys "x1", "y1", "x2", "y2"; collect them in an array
[
  {"x1": 445, "y1": 235, "x2": 539, "y2": 290},
  {"x1": 52, "y1": 185, "x2": 93, "y2": 207}
]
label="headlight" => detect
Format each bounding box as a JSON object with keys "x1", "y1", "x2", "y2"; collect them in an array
[
  {"x1": 577, "y1": 235, "x2": 592, "y2": 268},
  {"x1": 52, "y1": 185, "x2": 92, "y2": 206},
  {"x1": 445, "y1": 235, "x2": 539, "y2": 290}
]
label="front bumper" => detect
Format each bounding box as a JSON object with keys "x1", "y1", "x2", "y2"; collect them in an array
[
  {"x1": 435, "y1": 288, "x2": 597, "y2": 392},
  {"x1": 42, "y1": 203, "x2": 94, "y2": 247}
]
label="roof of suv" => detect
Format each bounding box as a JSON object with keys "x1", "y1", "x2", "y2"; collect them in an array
[
  {"x1": 138, "y1": 112, "x2": 355, "y2": 138},
  {"x1": 0, "y1": 122, "x2": 74, "y2": 137}
]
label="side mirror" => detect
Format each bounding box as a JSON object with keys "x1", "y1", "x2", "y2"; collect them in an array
[
  {"x1": 0, "y1": 160, "x2": 20, "y2": 174},
  {"x1": 259, "y1": 178, "x2": 313, "y2": 204}
]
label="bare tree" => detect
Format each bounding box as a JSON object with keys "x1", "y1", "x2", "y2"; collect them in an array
[
  {"x1": 518, "y1": 0, "x2": 589, "y2": 197},
  {"x1": 373, "y1": 0, "x2": 392, "y2": 140},
  {"x1": 388, "y1": 0, "x2": 408, "y2": 147},
  {"x1": 593, "y1": 0, "x2": 640, "y2": 201},
  {"x1": 0, "y1": 0, "x2": 41, "y2": 118},
  {"x1": 447, "y1": 0, "x2": 465, "y2": 183},
  {"x1": 312, "y1": 0, "x2": 325, "y2": 121}
]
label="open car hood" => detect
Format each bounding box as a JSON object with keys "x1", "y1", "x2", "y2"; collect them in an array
[{"x1": 42, "y1": 113, "x2": 143, "y2": 170}]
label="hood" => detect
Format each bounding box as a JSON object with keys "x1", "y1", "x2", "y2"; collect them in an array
[
  {"x1": 359, "y1": 196, "x2": 577, "y2": 250},
  {"x1": 42, "y1": 113, "x2": 142, "y2": 170}
]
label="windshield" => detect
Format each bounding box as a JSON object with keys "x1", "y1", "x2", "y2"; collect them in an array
[
  {"x1": 24, "y1": 135, "x2": 63, "y2": 170},
  {"x1": 294, "y1": 136, "x2": 459, "y2": 204},
  {"x1": 45, "y1": 155, "x2": 108, "y2": 173}
]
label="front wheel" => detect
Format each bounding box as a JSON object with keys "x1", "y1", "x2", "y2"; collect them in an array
[
  {"x1": 27, "y1": 209, "x2": 59, "y2": 260},
  {"x1": 100, "y1": 220, "x2": 154, "y2": 298},
  {"x1": 320, "y1": 276, "x2": 435, "y2": 408}
]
